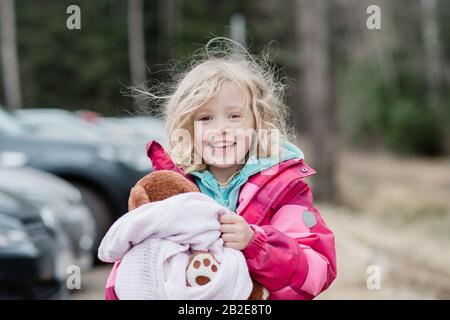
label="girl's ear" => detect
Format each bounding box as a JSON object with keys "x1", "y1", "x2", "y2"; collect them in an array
[{"x1": 128, "y1": 185, "x2": 150, "y2": 211}]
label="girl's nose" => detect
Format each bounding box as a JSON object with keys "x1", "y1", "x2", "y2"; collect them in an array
[{"x1": 215, "y1": 117, "x2": 228, "y2": 133}]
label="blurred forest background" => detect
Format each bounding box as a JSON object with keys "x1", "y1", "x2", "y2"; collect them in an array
[
  {"x1": 2, "y1": 0, "x2": 450, "y2": 198},
  {"x1": 1, "y1": 0, "x2": 449, "y2": 299}
]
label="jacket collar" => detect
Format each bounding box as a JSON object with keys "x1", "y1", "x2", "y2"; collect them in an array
[
  {"x1": 145, "y1": 139, "x2": 309, "y2": 192},
  {"x1": 189, "y1": 140, "x2": 305, "y2": 186}
]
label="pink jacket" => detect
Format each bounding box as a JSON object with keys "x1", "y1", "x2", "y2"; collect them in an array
[{"x1": 104, "y1": 140, "x2": 336, "y2": 300}]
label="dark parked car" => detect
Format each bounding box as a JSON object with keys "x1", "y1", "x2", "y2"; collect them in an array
[
  {"x1": 0, "y1": 166, "x2": 95, "y2": 270},
  {"x1": 0, "y1": 108, "x2": 151, "y2": 253},
  {"x1": 0, "y1": 190, "x2": 72, "y2": 299}
]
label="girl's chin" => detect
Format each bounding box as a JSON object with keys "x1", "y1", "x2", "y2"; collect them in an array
[
  {"x1": 207, "y1": 162, "x2": 239, "y2": 169},
  {"x1": 204, "y1": 156, "x2": 247, "y2": 168},
  {"x1": 203, "y1": 146, "x2": 247, "y2": 165}
]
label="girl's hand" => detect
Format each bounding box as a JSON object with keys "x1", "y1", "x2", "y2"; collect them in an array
[{"x1": 219, "y1": 214, "x2": 254, "y2": 250}]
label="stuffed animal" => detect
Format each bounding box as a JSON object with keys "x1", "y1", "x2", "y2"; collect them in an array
[{"x1": 128, "y1": 169, "x2": 269, "y2": 300}]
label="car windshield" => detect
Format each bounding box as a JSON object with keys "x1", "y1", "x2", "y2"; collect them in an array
[{"x1": 0, "y1": 108, "x2": 25, "y2": 136}]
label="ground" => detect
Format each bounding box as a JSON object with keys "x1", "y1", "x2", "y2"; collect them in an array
[{"x1": 70, "y1": 149, "x2": 450, "y2": 300}]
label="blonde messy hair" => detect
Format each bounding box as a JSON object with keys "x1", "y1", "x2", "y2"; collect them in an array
[{"x1": 138, "y1": 38, "x2": 294, "y2": 173}]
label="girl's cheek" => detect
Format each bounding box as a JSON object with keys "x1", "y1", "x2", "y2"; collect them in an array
[
  {"x1": 193, "y1": 121, "x2": 210, "y2": 143},
  {"x1": 242, "y1": 133, "x2": 254, "y2": 153}
]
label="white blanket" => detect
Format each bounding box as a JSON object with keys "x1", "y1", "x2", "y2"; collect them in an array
[{"x1": 98, "y1": 192, "x2": 253, "y2": 300}]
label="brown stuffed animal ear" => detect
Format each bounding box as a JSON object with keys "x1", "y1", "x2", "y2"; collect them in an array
[
  {"x1": 128, "y1": 185, "x2": 151, "y2": 211},
  {"x1": 128, "y1": 170, "x2": 199, "y2": 211},
  {"x1": 136, "y1": 170, "x2": 199, "y2": 203}
]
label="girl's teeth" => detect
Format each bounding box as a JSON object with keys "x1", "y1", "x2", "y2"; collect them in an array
[{"x1": 210, "y1": 143, "x2": 235, "y2": 148}]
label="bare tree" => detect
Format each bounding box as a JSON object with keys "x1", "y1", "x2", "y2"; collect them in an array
[
  {"x1": 0, "y1": 0, "x2": 22, "y2": 110},
  {"x1": 295, "y1": 0, "x2": 337, "y2": 202},
  {"x1": 420, "y1": 0, "x2": 442, "y2": 109},
  {"x1": 128, "y1": 0, "x2": 147, "y2": 86},
  {"x1": 158, "y1": 0, "x2": 177, "y2": 63}
]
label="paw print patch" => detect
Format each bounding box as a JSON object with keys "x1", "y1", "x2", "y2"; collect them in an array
[{"x1": 186, "y1": 252, "x2": 219, "y2": 286}]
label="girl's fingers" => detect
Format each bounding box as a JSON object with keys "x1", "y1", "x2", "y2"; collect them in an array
[
  {"x1": 219, "y1": 214, "x2": 239, "y2": 224},
  {"x1": 220, "y1": 223, "x2": 236, "y2": 233},
  {"x1": 223, "y1": 241, "x2": 241, "y2": 250},
  {"x1": 221, "y1": 233, "x2": 239, "y2": 242}
]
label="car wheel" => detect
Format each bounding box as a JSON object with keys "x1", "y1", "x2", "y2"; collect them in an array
[{"x1": 70, "y1": 182, "x2": 112, "y2": 261}]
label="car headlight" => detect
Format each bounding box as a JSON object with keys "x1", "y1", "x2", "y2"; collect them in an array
[
  {"x1": 40, "y1": 207, "x2": 59, "y2": 232},
  {"x1": 0, "y1": 214, "x2": 30, "y2": 248}
]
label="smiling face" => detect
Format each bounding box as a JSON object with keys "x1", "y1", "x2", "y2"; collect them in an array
[{"x1": 192, "y1": 81, "x2": 256, "y2": 169}]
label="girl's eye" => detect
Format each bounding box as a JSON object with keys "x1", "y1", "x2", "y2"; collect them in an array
[
  {"x1": 198, "y1": 115, "x2": 213, "y2": 121},
  {"x1": 229, "y1": 114, "x2": 242, "y2": 119}
]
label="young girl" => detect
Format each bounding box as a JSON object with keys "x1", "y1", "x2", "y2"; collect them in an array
[{"x1": 105, "y1": 40, "x2": 336, "y2": 300}]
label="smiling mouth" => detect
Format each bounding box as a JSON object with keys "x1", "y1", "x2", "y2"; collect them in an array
[{"x1": 207, "y1": 142, "x2": 237, "y2": 150}]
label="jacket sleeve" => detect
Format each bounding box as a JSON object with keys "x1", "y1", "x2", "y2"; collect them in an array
[{"x1": 242, "y1": 181, "x2": 337, "y2": 300}]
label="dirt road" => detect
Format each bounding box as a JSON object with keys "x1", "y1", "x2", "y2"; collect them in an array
[{"x1": 318, "y1": 205, "x2": 450, "y2": 299}]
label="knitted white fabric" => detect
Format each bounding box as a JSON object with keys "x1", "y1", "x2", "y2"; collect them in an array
[{"x1": 98, "y1": 192, "x2": 253, "y2": 300}]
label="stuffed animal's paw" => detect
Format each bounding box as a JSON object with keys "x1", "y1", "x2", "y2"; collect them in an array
[{"x1": 186, "y1": 252, "x2": 219, "y2": 286}]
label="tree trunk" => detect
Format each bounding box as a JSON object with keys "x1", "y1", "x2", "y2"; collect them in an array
[
  {"x1": 128, "y1": 0, "x2": 147, "y2": 86},
  {"x1": 0, "y1": 0, "x2": 22, "y2": 110},
  {"x1": 158, "y1": 0, "x2": 176, "y2": 63},
  {"x1": 295, "y1": 0, "x2": 337, "y2": 202},
  {"x1": 420, "y1": 0, "x2": 442, "y2": 109}
]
